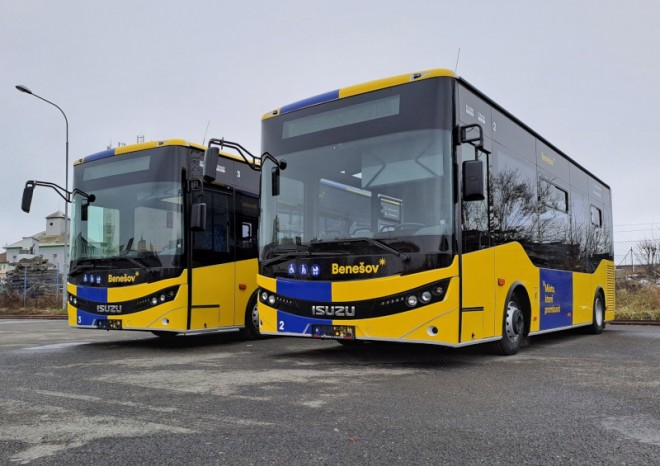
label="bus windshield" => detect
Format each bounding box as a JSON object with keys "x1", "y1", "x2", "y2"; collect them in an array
[
  {"x1": 69, "y1": 150, "x2": 184, "y2": 273},
  {"x1": 260, "y1": 128, "x2": 454, "y2": 273},
  {"x1": 260, "y1": 78, "x2": 455, "y2": 278}
]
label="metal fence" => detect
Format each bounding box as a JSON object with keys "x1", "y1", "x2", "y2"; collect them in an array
[
  {"x1": 615, "y1": 239, "x2": 660, "y2": 280},
  {"x1": 0, "y1": 257, "x2": 64, "y2": 307},
  {"x1": 615, "y1": 240, "x2": 659, "y2": 266}
]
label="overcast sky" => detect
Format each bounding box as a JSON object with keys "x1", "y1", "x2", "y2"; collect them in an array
[{"x1": 1, "y1": 0, "x2": 659, "y2": 262}]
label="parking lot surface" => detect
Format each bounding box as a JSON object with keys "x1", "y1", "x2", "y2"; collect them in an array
[{"x1": 0, "y1": 320, "x2": 659, "y2": 465}]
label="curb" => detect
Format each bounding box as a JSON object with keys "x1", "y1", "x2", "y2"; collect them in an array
[
  {"x1": 609, "y1": 319, "x2": 660, "y2": 326},
  {"x1": 0, "y1": 315, "x2": 68, "y2": 320}
]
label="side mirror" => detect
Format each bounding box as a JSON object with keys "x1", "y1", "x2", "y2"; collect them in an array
[
  {"x1": 21, "y1": 183, "x2": 35, "y2": 213},
  {"x1": 271, "y1": 166, "x2": 281, "y2": 197},
  {"x1": 203, "y1": 147, "x2": 219, "y2": 182},
  {"x1": 463, "y1": 160, "x2": 485, "y2": 201},
  {"x1": 458, "y1": 124, "x2": 484, "y2": 146},
  {"x1": 191, "y1": 202, "x2": 207, "y2": 231}
]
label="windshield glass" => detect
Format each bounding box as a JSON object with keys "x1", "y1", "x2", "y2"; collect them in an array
[
  {"x1": 260, "y1": 78, "x2": 455, "y2": 279},
  {"x1": 260, "y1": 128, "x2": 454, "y2": 265},
  {"x1": 69, "y1": 150, "x2": 185, "y2": 273},
  {"x1": 70, "y1": 181, "x2": 184, "y2": 270}
]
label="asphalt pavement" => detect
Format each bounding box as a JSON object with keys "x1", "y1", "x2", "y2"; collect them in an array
[{"x1": 0, "y1": 320, "x2": 658, "y2": 465}]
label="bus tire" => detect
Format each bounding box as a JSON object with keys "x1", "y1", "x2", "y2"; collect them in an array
[
  {"x1": 496, "y1": 293, "x2": 525, "y2": 356},
  {"x1": 241, "y1": 291, "x2": 262, "y2": 340},
  {"x1": 586, "y1": 292, "x2": 605, "y2": 335}
]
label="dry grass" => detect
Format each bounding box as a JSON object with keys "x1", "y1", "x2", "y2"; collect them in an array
[
  {"x1": 615, "y1": 284, "x2": 660, "y2": 321},
  {"x1": 0, "y1": 292, "x2": 67, "y2": 316}
]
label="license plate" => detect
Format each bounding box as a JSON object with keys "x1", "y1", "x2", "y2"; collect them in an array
[
  {"x1": 97, "y1": 319, "x2": 123, "y2": 330},
  {"x1": 311, "y1": 324, "x2": 355, "y2": 340}
]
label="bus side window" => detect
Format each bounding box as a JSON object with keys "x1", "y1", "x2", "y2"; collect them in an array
[
  {"x1": 235, "y1": 193, "x2": 259, "y2": 261},
  {"x1": 192, "y1": 190, "x2": 232, "y2": 266}
]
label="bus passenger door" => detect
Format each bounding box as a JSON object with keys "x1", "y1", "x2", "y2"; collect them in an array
[
  {"x1": 190, "y1": 188, "x2": 236, "y2": 330},
  {"x1": 460, "y1": 147, "x2": 496, "y2": 342},
  {"x1": 233, "y1": 192, "x2": 259, "y2": 327}
]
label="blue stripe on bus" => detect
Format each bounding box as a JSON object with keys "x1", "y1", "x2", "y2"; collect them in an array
[
  {"x1": 83, "y1": 148, "x2": 116, "y2": 163},
  {"x1": 77, "y1": 286, "x2": 108, "y2": 302},
  {"x1": 539, "y1": 269, "x2": 573, "y2": 330},
  {"x1": 76, "y1": 309, "x2": 107, "y2": 326},
  {"x1": 277, "y1": 279, "x2": 332, "y2": 301},
  {"x1": 277, "y1": 310, "x2": 330, "y2": 335},
  {"x1": 280, "y1": 89, "x2": 340, "y2": 114}
]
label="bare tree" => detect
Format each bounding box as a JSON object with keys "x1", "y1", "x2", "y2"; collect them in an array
[{"x1": 636, "y1": 237, "x2": 660, "y2": 277}]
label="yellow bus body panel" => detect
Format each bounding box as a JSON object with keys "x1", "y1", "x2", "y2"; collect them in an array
[
  {"x1": 234, "y1": 258, "x2": 259, "y2": 327},
  {"x1": 191, "y1": 262, "x2": 235, "y2": 328},
  {"x1": 68, "y1": 259, "x2": 258, "y2": 333},
  {"x1": 460, "y1": 248, "x2": 496, "y2": 342},
  {"x1": 258, "y1": 258, "x2": 461, "y2": 345},
  {"x1": 257, "y1": 242, "x2": 615, "y2": 347},
  {"x1": 67, "y1": 271, "x2": 190, "y2": 332}
]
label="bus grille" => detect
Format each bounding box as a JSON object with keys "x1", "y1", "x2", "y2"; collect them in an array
[{"x1": 606, "y1": 264, "x2": 615, "y2": 312}]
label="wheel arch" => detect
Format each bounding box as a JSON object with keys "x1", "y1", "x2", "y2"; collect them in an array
[{"x1": 505, "y1": 281, "x2": 532, "y2": 336}]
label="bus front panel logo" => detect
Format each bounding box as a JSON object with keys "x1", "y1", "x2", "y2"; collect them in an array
[{"x1": 331, "y1": 258, "x2": 386, "y2": 276}]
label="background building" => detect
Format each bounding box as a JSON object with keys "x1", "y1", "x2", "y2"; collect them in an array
[{"x1": 3, "y1": 211, "x2": 68, "y2": 274}]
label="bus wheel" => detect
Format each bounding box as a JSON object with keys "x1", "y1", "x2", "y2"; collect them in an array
[
  {"x1": 586, "y1": 292, "x2": 605, "y2": 335},
  {"x1": 241, "y1": 292, "x2": 262, "y2": 340},
  {"x1": 151, "y1": 331, "x2": 178, "y2": 339},
  {"x1": 497, "y1": 293, "x2": 525, "y2": 356}
]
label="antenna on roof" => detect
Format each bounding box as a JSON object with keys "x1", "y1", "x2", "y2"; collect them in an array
[
  {"x1": 454, "y1": 48, "x2": 461, "y2": 74},
  {"x1": 202, "y1": 120, "x2": 211, "y2": 145}
]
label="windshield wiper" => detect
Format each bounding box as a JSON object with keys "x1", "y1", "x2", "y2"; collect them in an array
[
  {"x1": 69, "y1": 255, "x2": 157, "y2": 276},
  {"x1": 261, "y1": 250, "x2": 343, "y2": 268},
  {"x1": 119, "y1": 255, "x2": 151, "y2": 270},
  {"x1": 312, "y1": 237, "x2": 411, "y2": 263},
  {"x1": 69, "y1": 262, "x2": 113, "y2": 275}
]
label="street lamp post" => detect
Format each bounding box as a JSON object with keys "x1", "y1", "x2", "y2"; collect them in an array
[{"x1": 16, "y1": 84, "x2": 69, "y2": 309}]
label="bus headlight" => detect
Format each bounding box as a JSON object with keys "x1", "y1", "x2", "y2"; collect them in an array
[
  {"x1": 151, "y1": 297, "x2": 158, "y2": 306},
  {"x1": 420, "y1": 291, "x2": 432, "y2": 303},
  {"x1": 268, "y1": 295, "x2": 277, "y2": 306},
  {"x1": 406, "y1": 295, "x2": 418, "y2": 307}
]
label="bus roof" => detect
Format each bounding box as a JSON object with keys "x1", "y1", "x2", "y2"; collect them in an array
[
  {"x1": 262, "y1": 68, "x2": 609, "y2": 189},
  {"x1": 74, "y1": 139, "x2": 250, "y2": 166},
  {"x1": 262, "y1": 69, "x2": 456, "y2": 120}
]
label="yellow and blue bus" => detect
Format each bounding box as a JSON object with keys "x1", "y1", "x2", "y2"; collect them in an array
[
  {"x1": 255, "y1": 69, "x2": 614, "y2": 354},
  {"x1": 48, "y1": 139, "x2": 260, "y2": 337}
]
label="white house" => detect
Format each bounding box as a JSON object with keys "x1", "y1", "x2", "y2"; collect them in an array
[
  {"x1": 0, "y1": 252, "x2": 8, "y2": 283},
  {"x1": 3, "y1": 211, "x2": 69, "y2": 274}
]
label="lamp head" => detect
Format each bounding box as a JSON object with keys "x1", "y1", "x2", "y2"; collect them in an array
[{"x1": 15, "y1": 84, "x2": 33, "y2": 95}]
